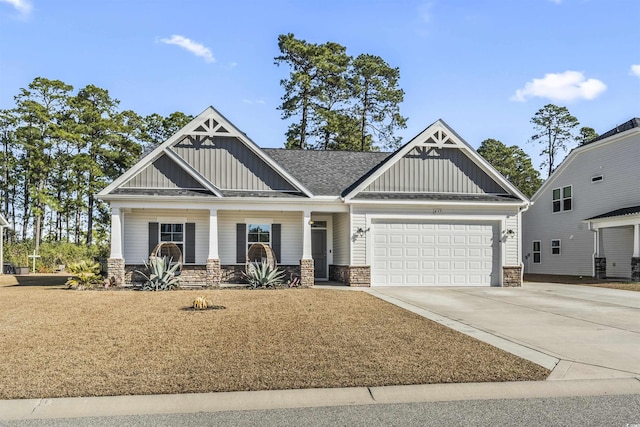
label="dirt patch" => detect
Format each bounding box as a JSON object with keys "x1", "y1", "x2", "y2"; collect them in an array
[{"x1": 0, "y1": 280, "x2": 549, "y2": 399}]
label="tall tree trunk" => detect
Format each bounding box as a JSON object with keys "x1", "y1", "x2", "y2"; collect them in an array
[{"x1": 86, "y1": 191, "x2": 94, "y2": 245}]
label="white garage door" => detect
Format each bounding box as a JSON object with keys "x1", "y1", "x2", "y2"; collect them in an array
[{"x1": 372, "y1": 221, "x2": 500, "y2": 286}]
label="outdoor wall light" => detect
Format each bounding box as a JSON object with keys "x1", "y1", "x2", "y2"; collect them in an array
[
  {"x1": 505, "y1": 229, "x2": 515, "y2": 237},
  {"x1": 355, "y1": 227, "x2": 370, "y2": 237}
]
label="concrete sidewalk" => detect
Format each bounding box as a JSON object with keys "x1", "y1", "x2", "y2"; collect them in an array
[{"x1": 1, "y1": 378, "x2": 639, "y2": 421}]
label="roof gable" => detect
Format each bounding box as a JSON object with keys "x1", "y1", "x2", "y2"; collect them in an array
[
  {"x1": 122, "y1": 154, "x2": 206, "y2": 190},
  {"x1": 530, "y1": 117, "x2": 640, "y2": 202},
  {"x1": 99, "y1": 107, "x2": 313, "y2": 198},
  {"x1": 343, "y1": 120, "x2": 528, "y2": 202}
]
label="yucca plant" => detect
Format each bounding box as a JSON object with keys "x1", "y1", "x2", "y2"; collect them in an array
[
  {"x1": 65, "y1": 260, "x2": 103, "y2": 290},
  {"x1": 136, "y1": 256, "x2": 181, "y2": 291},
  {"x1": 243, "y1": 261, "x2": 286, "y2": 289}
]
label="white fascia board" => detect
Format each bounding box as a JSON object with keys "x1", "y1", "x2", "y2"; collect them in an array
[
  {"x1": 0, "y1": 214, "x2": 8, "y2": 227},
  {"x1": 107, "y1": 198, "x2": 349, "y2": 213},
  {"x1": 530, "y1": 127, "x2": 640, "y2": 202},
  {"x1": 585, "y1": 214, "x2": 640, "y2": 229},
  {"x1": 162, "y1": 148, "x2": 223, "y2": 197},
  {"x1": 347, "y1": 199, "x2": 525, "y2": 208}
]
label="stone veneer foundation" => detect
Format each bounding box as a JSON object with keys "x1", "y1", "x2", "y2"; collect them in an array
[
  {"x1": 107, "y1": 258, "x2": 125, "y2": 286},
  {"x1": 502, "y1": 266, "x2": 522, "y2": 287},
  {"x1": 206, "y1": 259, "x2": 221, "y2": 288},
  {"x1": 329, "y1": 265, "x2": 371, "y2": 287},
  {"x1": 595, "y1": 257, "x2": 607, "y2": 280},
  {"x1": 300, "y1": 259, "x2": 315, "y2": 287},
  {"x1": 632, "y1": 257, "x2": 640, "y2": 282}
]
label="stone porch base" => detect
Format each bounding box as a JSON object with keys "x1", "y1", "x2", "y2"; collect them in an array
[
  {"x1": 329, "y1": 265, "x2": 371, "y2": 287},
  {"x1": 502, "y1": 266, "x2": 522, "y2": 287}
]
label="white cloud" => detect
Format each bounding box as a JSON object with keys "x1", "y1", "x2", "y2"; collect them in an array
[
  {"x1": 631, "y1": 64, "x2": 640, "y2": 78},
  {"x1": 159, "y1": 35, "x2": 214, "y2": 63},
  {"x1": 548, "y1": 0, "x2": 563, "y2": 4},
  {"x1": 242, "y1": 99, "x2": 265, "y2": 105},
  {"x1": 511, "y1": 70, "x2": 606, "y2": 102},
  {"x1": 0, "y1": 0, "x2": 32, "y2": 15}
]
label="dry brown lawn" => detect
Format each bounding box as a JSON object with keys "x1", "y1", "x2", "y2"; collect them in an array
[
  {"x1": 525, "y1": 274, "x2": 640, "y2": 292},
  {"x1": 0, "y1": 275, "x2": 549, "y2": 400}
]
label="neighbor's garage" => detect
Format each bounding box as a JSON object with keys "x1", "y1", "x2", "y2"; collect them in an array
[{"x1": 371, "y1": 220, "x2": 500, "y2": 286}]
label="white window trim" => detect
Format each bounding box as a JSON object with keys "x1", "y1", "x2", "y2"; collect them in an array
[
  {"x1": 532, "y1": 240, "x2": 541, "y2": 264},
  {"x1": 159, "y1": 222, "x2": 188, "y2": 263},
  {"x1": 246, "y1": 223, "x2": 272, "y2": 250},
  {"x1": 552, "y1": 185, "x2": 573, "y2": 213},
  {"x1": 551, "y1": 239, "x2": 561, "y2": 255}
]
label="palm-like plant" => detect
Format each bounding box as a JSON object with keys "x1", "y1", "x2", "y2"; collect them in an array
[
  {"x1": 136, "y1": 256, "x2": 181, "y2": 291},
  {"x1": 243, "y1": 261, "x2": 286, "y2": 288},
  {"x1": 65, "y1": 260, "x2": 103, "y2": 290}
]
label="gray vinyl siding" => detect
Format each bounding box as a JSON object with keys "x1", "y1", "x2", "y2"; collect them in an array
[
  {"x1": 350, "y1": 204, "x2": 518, "y2": 266},
  {"x1": 123, "y1": 209, "x2": 209, "y2": 265},
  {"x1": 217, "y1": 210, "x2": 303, "y2": 265},
  {"x1": 363, "y1": 147, "x2": 507, "y2": 194},
  {"x1": 123, "y1": 155, "x2": 204, "y2": 189},
  {"x1": 602, "y1": 227, "x2": 633, "y2": 278},
  {"x1": 523, "y1": 132, "x2": 640, "y2": 276},
  {"x1": 332, "y1": 212, "x2": 350, "y2": 265},
  {"x1": 171, "y1": 136, "x2": 297, "y2": 191}
]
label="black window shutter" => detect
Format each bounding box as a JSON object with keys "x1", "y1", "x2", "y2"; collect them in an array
[
  {"x1": 272, "y1": 224, "x2": 281, "y2": 262},
  {"x1": 236, "y1": 223, "x2": 246, "y2": 263},
  {"x1": 185, "y1": 223, "x2": 196, "y2": 264},
  {"x1": 148, "y1": 222, "x2": 159, "y2": 256}
]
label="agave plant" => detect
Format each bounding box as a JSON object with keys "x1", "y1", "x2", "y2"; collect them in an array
[
  {"x1": 65, "y1": 260, "x2": 103, "y2": 290},
  {"x1": 243, "y1": 261, "x2": 286, "y2": 289},
  {"x1": 136, "y1": 256, "x2": 181, "y2": 291}
]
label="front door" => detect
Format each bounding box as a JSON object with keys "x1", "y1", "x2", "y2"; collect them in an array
[{"x1": 312, "y1": 229, "x2": 327, "y2": 279}]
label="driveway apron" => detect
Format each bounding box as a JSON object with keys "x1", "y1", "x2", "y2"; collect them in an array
[{"x1": 367, "y1": 283, "x2": 640, "y2": 380}]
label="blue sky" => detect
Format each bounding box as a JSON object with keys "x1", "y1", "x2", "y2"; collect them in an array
[{"x1": 1, "y1": 0, "x2": 639, "y2": 170}]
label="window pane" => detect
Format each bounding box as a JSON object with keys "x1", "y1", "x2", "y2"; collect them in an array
[
  {"x1": 259, "y1": 234, "x2": 270, "y2": 242},
  {"x1": 160, "y1": 233, "x2": 172, "y2": 241},
  {"x1": 563, "y1": 186, "x2": 571, "y2": 197},
  {"x1": 248, "y1": 233, "x2": 259, "y2": 243},
  {"x1": 552, "y1": 248, "x2": 560, "y2": 255},
  {"x1": 161, "y1": 224, "x2": 172, "y2": 232},
  {"x1": 553, "y1": 201, "x2": 561, "y2": 212},
  {"x1": 173, "y1": 233, "x2": 183, "y2": 242},
  {"x1": 533, "y1": 241, "x2": 540, "y2": 251},
  {"x1": 553, "y1": 188, "x2": 560, "y2": 200},
  {"x1": 563, "y1": 199, "x2": 572, "y2": 211},
  {"x1": 533, "y1": 253, "x2": 541, "y2": 263}
]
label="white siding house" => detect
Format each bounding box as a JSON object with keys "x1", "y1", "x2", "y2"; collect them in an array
[
  {"x1": 99, "y1": 106, "x2": 529, "y2": 287},
  {"x1": 522, "y1": 118, "x2": 640, "y2": 280}
]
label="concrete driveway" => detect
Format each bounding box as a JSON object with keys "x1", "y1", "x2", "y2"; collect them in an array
[{"x1": 367, "y1": 283, "x2": 640, "y2": 380}]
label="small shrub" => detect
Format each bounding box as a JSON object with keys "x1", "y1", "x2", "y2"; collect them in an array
[
  {"x1": 243, "y1": 261, "x2": 286, "y2": 289},
  {"x1": 193, "y1": 296, "x2": 213, "y2": 310},
  {"x1": 136, "y1": 256, "x2": 181, "y2": 291},
  {"x1": 65, "y1": 261, "x2": 104, "y2": 290}
]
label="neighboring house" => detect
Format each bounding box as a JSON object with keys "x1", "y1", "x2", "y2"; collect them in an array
[
  {"x1": 0, "y1": 213, "x2": 8, "y2": 274},
  {"x1": 522, "y1": 118, "x2": 640, "y2": 281},
  {"x1": 98, "y1": 106, "x2": 529, "y2": 287}
]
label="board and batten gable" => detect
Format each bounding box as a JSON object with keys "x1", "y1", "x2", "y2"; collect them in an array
[
  {"x1": 363, "y1": 147, "x2": 508, "y2": 194},
  {"x1": 122, "y1": 155, "x2": 206, "y2": 189},
  {"x1": 171, "y1": 135, "x2": 297, "y2": 192},
  {"x1": 523, "y1": 127, "x2": 640, "y2": 276}
]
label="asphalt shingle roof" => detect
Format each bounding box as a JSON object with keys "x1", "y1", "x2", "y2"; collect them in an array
[
  {"x1": 584, "y1": 118, "x2": 640, "y2": 145},
  {"x1": 263, "y1": 149, "x2": 391, "y2": 196},
  {"x1": 585, "y1": 205, "x2": 640, "y2": 221}
]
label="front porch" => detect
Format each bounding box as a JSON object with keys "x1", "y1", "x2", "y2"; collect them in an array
[
  {"x1": 106, "y1": 204, "x2": 367, "y2": 288},
  {"x1": 587, "y1": 207, "x2": 640, "y2": 282}
]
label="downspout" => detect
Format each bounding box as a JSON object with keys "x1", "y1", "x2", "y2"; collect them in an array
[
  {"x1": 588, "y1": 221, "x2": 597, "y2": 278},
  {"x1": 518, "y1": 202, "x2": 531, "y2": 285}
]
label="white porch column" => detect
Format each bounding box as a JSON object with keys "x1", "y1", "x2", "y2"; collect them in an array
[
  {"x1": 208, "y1": 208, "x2": 219, "y2": 259},
  {"x1": 302, "y1": 209, "x2": 312, "y2": 259},
  {"x1": 634, "y1": 224, "x2": 640, "y2": 258},
  {"x1": 0, "y1": 225, "x2": 4, "y2": 275},
  {"x1": 110, "y1": 207, "x2": 123, "y2": 259}
]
